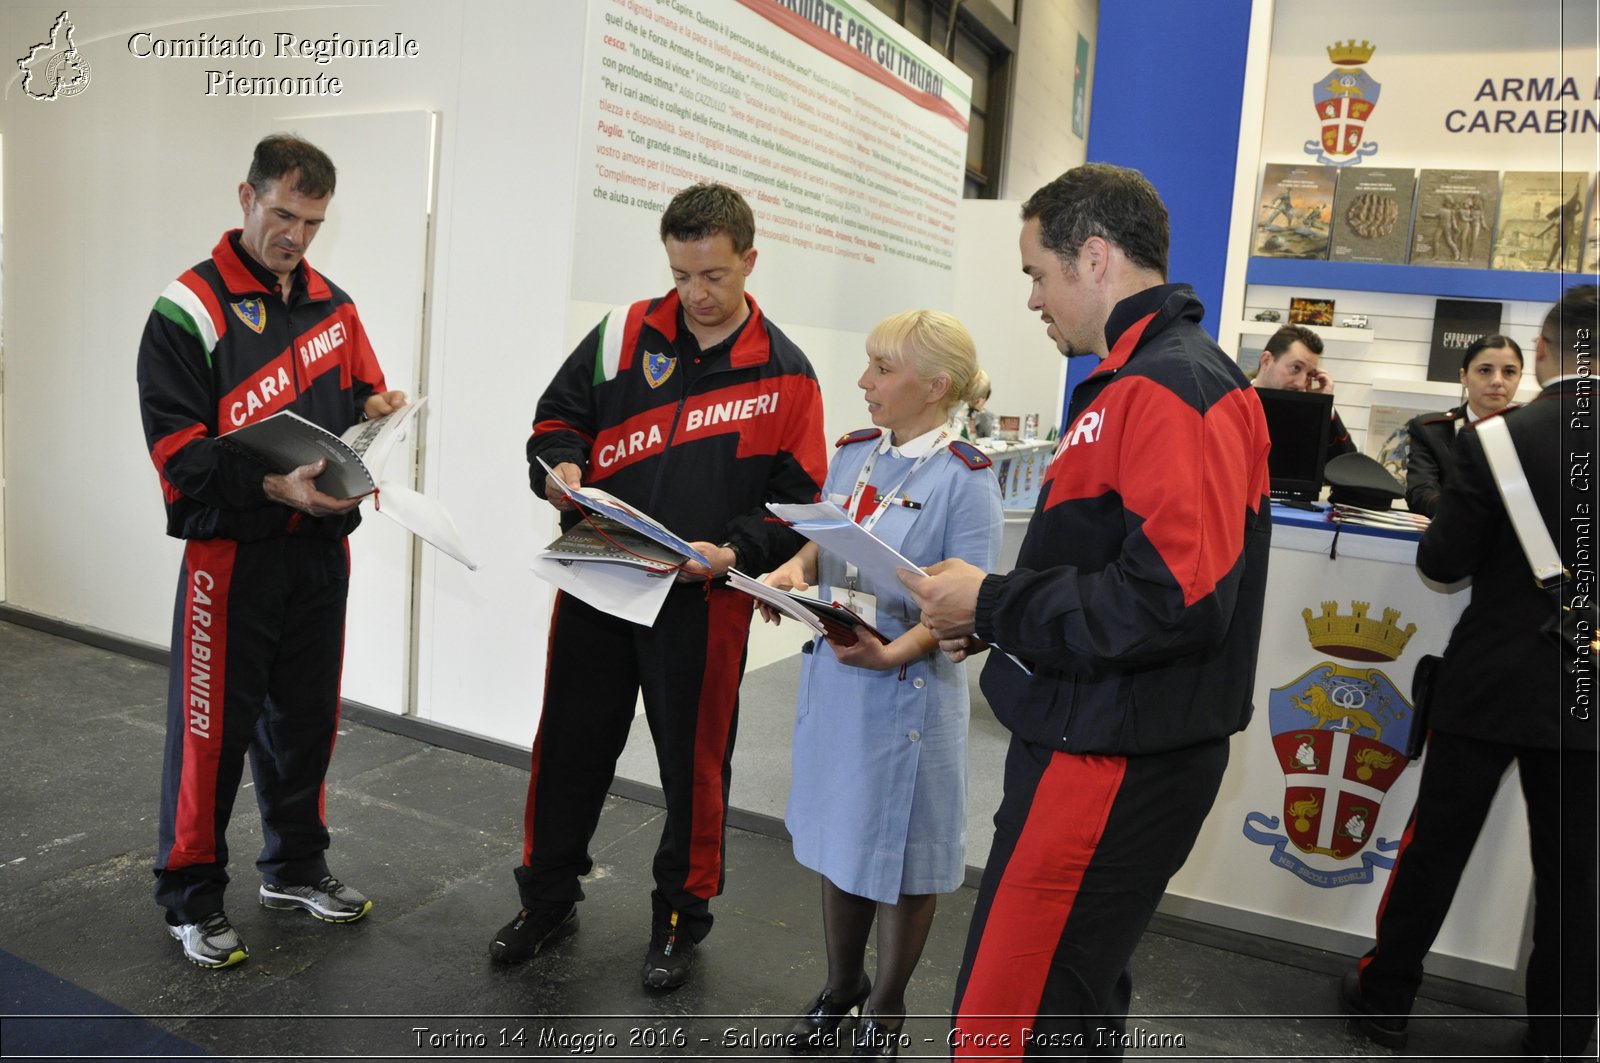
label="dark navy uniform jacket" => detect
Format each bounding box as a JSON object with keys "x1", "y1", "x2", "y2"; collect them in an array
[{"x1": 1420, "y1": 380, "x2": 1594, "y2": 751}]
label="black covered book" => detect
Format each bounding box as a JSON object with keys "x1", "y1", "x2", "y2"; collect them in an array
[{"x1": 1426, "y1": 298, "x2": 1502, "y2": 383}]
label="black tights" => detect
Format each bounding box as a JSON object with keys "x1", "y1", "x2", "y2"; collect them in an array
[{"x1": 820, "y1": 876, "x2": 939, "y2": 1027}]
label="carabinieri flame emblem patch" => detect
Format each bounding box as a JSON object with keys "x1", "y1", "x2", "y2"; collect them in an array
[{"x1": 643, "y1": 350, "x2": 676, "y2": 389}]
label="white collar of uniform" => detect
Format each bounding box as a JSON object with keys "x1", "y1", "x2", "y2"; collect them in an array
[
  {"x1": 1464, "y1": 400, "x2": 1526, "y2": 429},
  {"x1": 877, "y1": 420, "x2": 952, "y2": 459}
]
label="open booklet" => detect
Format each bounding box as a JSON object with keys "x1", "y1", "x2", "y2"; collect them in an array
[
  {"x1": 220, "y1": 397, "x2": 476, "y2": 570},
  {"x1": 764, "y1": 501, "x2": 927, "y2": 589},
  {"x1": 529, "y1": 457, "x2": 707, "y2": 625},
  {"x1": 768, "y1": 500, "x2": 1035, "y2": 675},
  {"x1": 725, "y1": 569, "x2": 888, "y2": 645},
  {"x1": 536, "y1": 457, "x2": 708, "y2": 566},
  {"x1": 541, "y1": 515, "x2": 686, "y2": 573}
]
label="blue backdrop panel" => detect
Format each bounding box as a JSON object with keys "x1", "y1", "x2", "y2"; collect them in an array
[{"x1": 1062, "y1": 0, "x2": 1255, "y2": 406}]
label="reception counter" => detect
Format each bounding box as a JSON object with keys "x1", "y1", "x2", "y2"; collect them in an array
[{"x1": 1162, "y1": 503, "x2": 1532, "y2": 992}]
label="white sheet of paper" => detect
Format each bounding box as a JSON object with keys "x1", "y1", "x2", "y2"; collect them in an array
[
  {"x1": 529, "y1": 554, "x2": 675, "y2": 626},
  {"x1": 374, "y1": 481, "x2": 477, "y2": 570},
  {"x1": 765, "y1": 501, "x2": 928, "y2": 590}
]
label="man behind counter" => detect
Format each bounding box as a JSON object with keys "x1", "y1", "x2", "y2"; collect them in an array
[{"x1": 1251, "y1": 324, "x2": 1356, "y2": 468}]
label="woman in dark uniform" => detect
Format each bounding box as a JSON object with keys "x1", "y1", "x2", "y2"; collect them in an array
[{"x1": 1404, "y1": 334, "x2": 1522, "y2": 516}]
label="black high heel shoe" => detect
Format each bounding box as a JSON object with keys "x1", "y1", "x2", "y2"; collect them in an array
[
  {"x1": 851, "y1": 1017, "x2": 904, "y2": 1058},
  {"x1": 786, "y1": 974, "x2": 871, "y2": 1053}
]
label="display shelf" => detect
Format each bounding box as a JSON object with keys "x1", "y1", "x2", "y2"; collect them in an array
[
  {"x1": 1245, "y1": 258, "x2": 1584, "y2": 303},
  {"x1": 1237, "y1": 320, "x2": 1374, "y2": 342}
]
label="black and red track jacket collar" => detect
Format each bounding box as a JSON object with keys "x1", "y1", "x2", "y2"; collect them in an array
[
  {"x1": 527, "y1": 289, "x2": 827, "y2": 575},
  {"x1": 137, "y1": 231, "x2": 387, "y2": 541},
  {"x1": 975, "y1": 283, "x2": 1274, "y2": 755}
]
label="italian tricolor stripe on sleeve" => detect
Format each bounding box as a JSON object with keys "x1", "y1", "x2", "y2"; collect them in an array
[{"x1": 154, "y1": 272, "x2": 227, "y2": 366}]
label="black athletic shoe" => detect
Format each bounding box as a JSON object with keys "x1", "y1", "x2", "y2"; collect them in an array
[
  {"x1": 641, "y1": 913, "x2": 695, "y2": 990},
  {"x1": 489, "y1": 903, "x2": 577, "y2": 964},
  {"x1": 1339, "y1": 971, "x2": 1409, "y2": 1049}
]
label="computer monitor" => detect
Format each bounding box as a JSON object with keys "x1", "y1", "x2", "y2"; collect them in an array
[{"x1": 1256, "y1": 388, "x2": 1333, "y2": 504}]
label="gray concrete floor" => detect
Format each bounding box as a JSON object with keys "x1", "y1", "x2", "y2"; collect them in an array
[{"x1": 0, "y1": 619, "x2": 1541, "y2": 1060}]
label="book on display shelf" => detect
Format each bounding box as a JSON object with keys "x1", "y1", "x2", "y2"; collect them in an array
[
  {"x1": 1492, "y1": 170, "x2": 1590, "y2": 272},
  {"x1": 1252, "y1": 162, "x2": 1337, "y2": 260},
  {"x1": 1289, "y1": 296, "x2": 1335, "y2": 327},
  {"x1": 1583, "y1": 174, "x2": 1600, "y2": 273},
  {"x1": 1426, "y1": 298, "x2": 1503, "y2": 383},
  {"x1": 1327, "y1": 167, "x2": 1417, "y2": 265},
  {"x1": 1409, "y1": 169, "x2": 1499, "y2": 268}
]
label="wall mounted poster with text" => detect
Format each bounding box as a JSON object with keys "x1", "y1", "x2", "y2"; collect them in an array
[{"x1": 570, "y1": 0, "x2": 972, "y2": 331}]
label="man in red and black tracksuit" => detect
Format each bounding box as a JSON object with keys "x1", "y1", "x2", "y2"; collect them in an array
[
  {"x1": 492, "y1": 184, "x2": 826, "y2": 991},
  {"x1": 137, "y1": 135, "x2": 406, "y2": 970},
  {"x1": 907, "y1": 165, "x2": 1272, "y2": 1056}
]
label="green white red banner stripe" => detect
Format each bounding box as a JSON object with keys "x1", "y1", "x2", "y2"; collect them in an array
[
  {"x1": 154, "y1": 272, "x2": 225, "y2": 363},
  {"x1": 593, "y1": 304, "x2": 633, "y2": 385}
]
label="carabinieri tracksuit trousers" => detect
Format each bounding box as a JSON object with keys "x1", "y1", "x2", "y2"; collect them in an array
[
  {"x1": 951, "y1": 736, "x2": 1229, "y2": 1058},
  {"x1": 514, "y1": 583, "x2": 752, "y2": 940},
  {"x1": 153, "y1": 536, "x2": 349, "y2": 923}
]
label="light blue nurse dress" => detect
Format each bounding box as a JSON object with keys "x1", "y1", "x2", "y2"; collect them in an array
[{"x1": 785, "y1": 425, "x2": 1003, "y2": 903}]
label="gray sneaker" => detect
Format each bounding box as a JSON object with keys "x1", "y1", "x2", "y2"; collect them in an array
[
  {"x1": 168, "y1": 911, "x2": 249, "y2": 969},
  {"x1": 259, "y1": 875, "x2": 371, "y2": 923}
]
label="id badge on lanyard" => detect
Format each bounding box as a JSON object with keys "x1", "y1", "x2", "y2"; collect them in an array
[{"x1": 841, "y1": 430, "x2": 945, "y2": 620}]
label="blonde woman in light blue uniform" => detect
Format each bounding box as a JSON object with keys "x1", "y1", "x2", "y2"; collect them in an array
[{"x1": 763, "y1": 310, "x2": 1002, "y2": 1057}]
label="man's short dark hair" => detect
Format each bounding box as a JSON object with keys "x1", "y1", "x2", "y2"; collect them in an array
[
  {"x1": 659, "y1": 184, "x2": 755, "y2": 253},
  {"x1": 1543, "y1": 284, "x2": 1599, "y2": 370},
  {"x1": 1264, "y1": 324, "x2": 1324, "y2": 358},
  {"x1": 1020, "y1": 163, "x2": 1169, "y2": 279},
  {"x1": 247, "y1": 134, "x2": 337, "y2": 198}
]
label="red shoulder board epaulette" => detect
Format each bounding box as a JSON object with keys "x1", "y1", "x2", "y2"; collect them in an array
[
  {"x1": 947, "y1": 440, "x2": 992, "y2": 469},
  {"x1": 835, "y1": 428, "x2": 883, "y2": 447}
]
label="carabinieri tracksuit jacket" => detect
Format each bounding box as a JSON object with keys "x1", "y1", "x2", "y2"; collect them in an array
[
  {"x1": 137, "y1": 230, "x2": 388, "y2": 541},
  {"x1": 975, "y1": 283, "x2": 1274, "y2": 755},
  {"x1": 526, "y1": 289, "x2": 826, "y2": 573}
]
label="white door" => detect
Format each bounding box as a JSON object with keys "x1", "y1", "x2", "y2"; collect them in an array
[{"x1": 280, "y1": 111, "x2": 436, "y2": 714}]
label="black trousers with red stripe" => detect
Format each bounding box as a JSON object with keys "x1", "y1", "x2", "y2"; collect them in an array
[
  {"x1": 951, "y1": 735, "x2": 1229, "y2": 1059},
  {"x1": 153, "y1": 537, "x2": 350, "y2": 924},
  {"x1": 515, "y1": 584, "x2": 752, "y2": 940},
  {"x1": 1357, "y1": 730, "x2": 1597, "y2": 1056}
]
